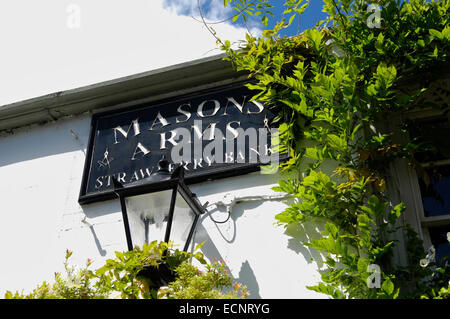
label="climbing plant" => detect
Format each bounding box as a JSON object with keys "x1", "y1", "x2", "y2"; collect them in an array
[{"x1": 211, "y1": 0, "x2": 450, "y2": 298}]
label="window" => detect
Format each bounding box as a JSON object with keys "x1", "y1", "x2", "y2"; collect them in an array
[{"x1": 408, "y1": 114, "x2": 450, "y2": 266}]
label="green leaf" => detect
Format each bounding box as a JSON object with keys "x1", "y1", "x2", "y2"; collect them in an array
[
  {"x1": 304, "y1": 29, "x2": 324, "y2": 53},
  {"x1": 307, "y1": 283, "x2": 342, "y2": 299},
  {"x1": 194, "y1": 241, "x2": 205, "y2": 252},
  {"x1": 442, "y1": 26, "x2": 450, "y2": 40},
  {"x1": 324, "y1": 222, "x2": 339, "y2": 238},
  {"x1": 327, "y1": 134, "x2": 347, "y2": 152},
  {"x1": 381, "y1": 278, "x2": 394, "y2": 295},
  {"x1": 375, "y1": 32, "x2": 385, "y2": 53},
  {"x1": 287, "y1": 14, "x2": 296, "y2": 27},
  {"x1": 304, "y1": 147, "x2": 323, "y2": 160},
  {"x1": 357, "y1": 258, "x2": 368, "y2": 278},
  {"x1": 388, "y1": 202, "x2": 406, "y2": 224},
  {"x1": 429, "y1": 29, "x2": 442, "y2": 39},
  {"x1": 262, "y1": 15, "x2": 268, "y2": 26}
]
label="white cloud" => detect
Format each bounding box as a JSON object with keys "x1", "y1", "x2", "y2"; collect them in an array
[
  {"x1": 163, "y1": 0, "x2": 198, "y2": 16},
  {"x1": 163, "y1": 0, "x2": 262, "y2": 40},
  {"x1": 163, "y1": 0, "x2": 234, "y2": 22},
  {"x1": 0, "y1": 0, "x2": 251, "y2": 105}
]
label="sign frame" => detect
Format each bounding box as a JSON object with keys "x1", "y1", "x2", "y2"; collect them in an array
[{"x1": 78, "y1": 81, "x2": 286, "y2": 205}]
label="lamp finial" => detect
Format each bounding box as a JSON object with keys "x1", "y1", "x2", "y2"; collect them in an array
[{"x1": 157, "y1": 155, "x2": 170, "y2": 173}]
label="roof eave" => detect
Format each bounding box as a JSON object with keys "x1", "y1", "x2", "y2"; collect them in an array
[{"x1": 0, "y1": 53, "x2": 246, "y2": 132}]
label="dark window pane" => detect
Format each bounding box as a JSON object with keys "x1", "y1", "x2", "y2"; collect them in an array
[
  {"x1": 428, "y1": 225, "x2": 450, "y2": 266},
  {"x1": 419, "y1": 165, "x2": 450, "y2": 217},
  {"x1": 407, "y1": 116, "x2": 450, "y2": 163}
]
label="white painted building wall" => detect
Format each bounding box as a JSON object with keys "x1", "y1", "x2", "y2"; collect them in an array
[{"x1": 0, "y1": 110, "x2": 325, "y2": 299}]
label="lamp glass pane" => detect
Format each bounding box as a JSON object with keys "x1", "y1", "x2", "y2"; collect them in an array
[
  {"x1": 170, "y1": 190, "x2": 197, "y2": 250},
  {"x1": 124, "y1": 189, "x2": 172, "y2": 248}
]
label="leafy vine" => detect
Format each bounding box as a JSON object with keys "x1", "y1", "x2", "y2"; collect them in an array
[{"x1": 216, "y1": 0, "x2": 450, "y2": 298}]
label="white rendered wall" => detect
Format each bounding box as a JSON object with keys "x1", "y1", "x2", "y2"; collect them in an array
[{"x1": 0, "y1": 114, "x2": 325, "y2": 298}]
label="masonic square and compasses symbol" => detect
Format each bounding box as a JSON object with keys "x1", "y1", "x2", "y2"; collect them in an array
[{"x1": 97, "y1": 147, "x2": 114, "y2": 168}]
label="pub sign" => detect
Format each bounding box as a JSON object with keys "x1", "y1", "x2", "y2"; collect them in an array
[{"x1": 78, "y1": 82, "x2": 284, "y2": 204}]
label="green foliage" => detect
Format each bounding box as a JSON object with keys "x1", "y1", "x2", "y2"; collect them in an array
[
  {"x1": 4, "y1": 250, "x2": 107, "y2": 299},
  {"x1": 4, "y1": 241, "x2": 247, "y2": 299},
  {"x1": 421, "y1": 281, "x2": 450, "y2": 299},
  {"x1": 158, "y1": 258, "x2": 249, "y2": 299},
  {"x1": 94, "y1": 240, "x2": 199, "y2": 299},
  {"x1": 219, "y1": 0, "x2": 450, "y2": 299}
]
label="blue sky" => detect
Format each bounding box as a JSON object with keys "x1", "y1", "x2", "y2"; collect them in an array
[
  {"x1": 164, "y1": 0, "x2": 328, "y2": 37},
  {"x1": 269, "y1": 0, "x2": 328, "y2": 36},
  {"x1": 0, "y1": 1, "x2": 329, "y2": 105},
  {"x1": 233, "y1": 0, "x2": 328, "y2": 37}
]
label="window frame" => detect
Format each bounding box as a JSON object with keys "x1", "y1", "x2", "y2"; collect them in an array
[{"x1": 389, "y1": 107, "x2": 450, "y2": 253}]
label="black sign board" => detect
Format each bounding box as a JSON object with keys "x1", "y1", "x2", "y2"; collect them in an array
[{"x1": 78, "y1": 82, "x2": 285, "y2": 204}]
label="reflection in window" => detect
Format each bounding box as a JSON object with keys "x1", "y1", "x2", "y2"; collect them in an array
[
  {"x1": 408, "y1": 116, "x2": 450, "y2": 163},
  {"x1": 419, "y1": 165, "x2": 450, "y2": 217},
  {"x1": 428, "y1": 225, "x2": 450, "y2": 266},
  {"x1": 409, "y1": 115, "x2": 450, "y2": 266}
]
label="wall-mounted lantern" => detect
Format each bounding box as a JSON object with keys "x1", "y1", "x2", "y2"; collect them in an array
[{"x1": 112, "y1": 158, "x2": 207, "y2": 289}]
